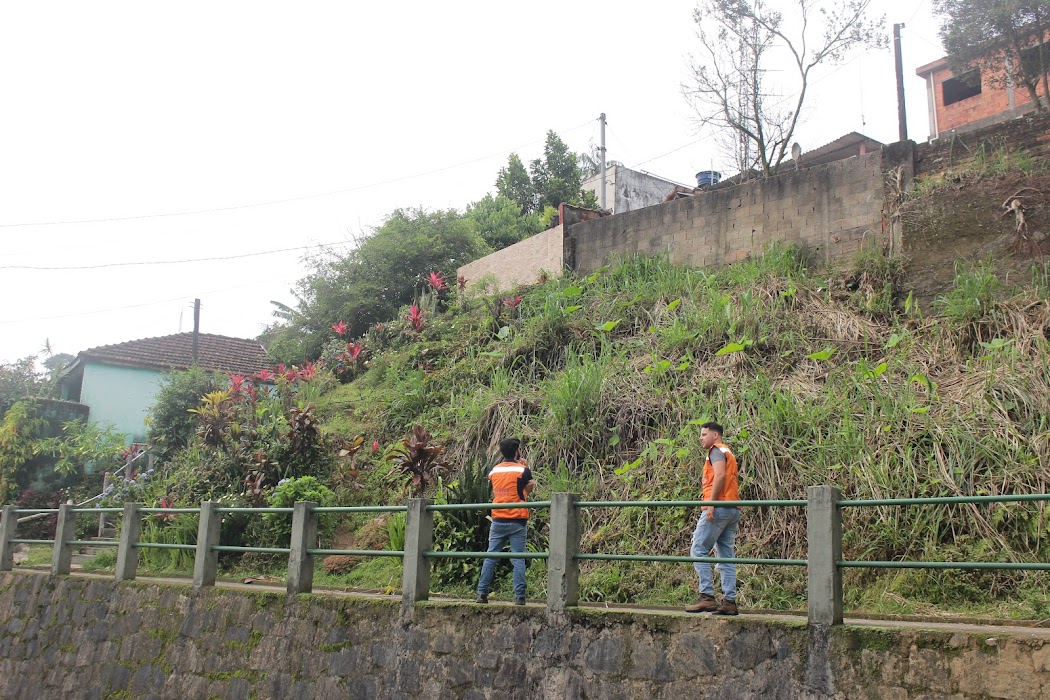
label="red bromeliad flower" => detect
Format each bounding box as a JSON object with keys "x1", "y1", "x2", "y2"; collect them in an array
[
  {"x1": 406, "y1": 305, "x2": 425, "y2": 333},
  {"x1": 457, "y1": 274, "x2": 467, "y2": 291},
  {"x1": 229, "y1": 373, "x2": 246, "y2": 394},
  {"x1": 502, "y1": 295, "x2": 523, "y2": 309},
  {"x1": 257, "y1": 368, "x2": 275, "y2": 382},
  {"x1": 427, "y1": 271, "x2": 447, "y2": 291},
  {"x1": 376, "y1": 323, "x2": 384, "y2": 333},
  {"x1": 372, "y1": 438, "x2": 380, "y2": 452},
  {"x1": 346, "y1": 342, "x2": 363, "y2": 361},
  {"x1": 297, "y1": 361, "x2": 317, "y2": 381},
  {"x1": 332, "y1": 320, "x2": 348, "y2": 336}
]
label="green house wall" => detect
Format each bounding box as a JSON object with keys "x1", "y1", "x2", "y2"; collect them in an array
[{"x1": 79, "y1": 363, "x2": 165, "y2": 443}]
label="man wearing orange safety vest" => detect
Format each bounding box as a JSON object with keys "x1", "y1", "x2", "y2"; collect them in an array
[
  {"x1": 685, "y1": 421, "x2": 741, "y2": 615},
  {"x1": 475, "y1": 438, "x2": 536, "y2": 606}
]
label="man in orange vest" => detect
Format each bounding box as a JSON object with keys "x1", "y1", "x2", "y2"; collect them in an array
[
  {"x1": 475, "y1": 438, "x2": 536, "y2": 605},
  {"x1": 684, "y1": 421, "x2": 741, "y2": 615}
]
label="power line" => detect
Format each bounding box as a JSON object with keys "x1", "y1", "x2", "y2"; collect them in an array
[
  {"x1": 631, "y1": 138, "x2": 706, "y2": 169},
  {"x1": 0, "y1": 119, "x2": 595, "y2": 229},
  {"x1": 0, "y1": 240, "x2": 348, "y2": 271}
]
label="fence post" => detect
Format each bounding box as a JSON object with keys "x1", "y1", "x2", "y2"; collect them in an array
[
  {"x1": 807, "y1": 485, "x2": 843, "y2": 625},
  {"x1": 401, "y1": 498, "x2": 433, "y2": 605},
  {"x1": 0, "y1": 505, "x2": 16, "y2": 571},
  {"x1": 193, "y1": 501, "x2": 222, "y2": 588},
  {"x1": 287, "y1": 501, "x2": 319, "y2": 595},
  {"x1": 115, "y1": 502, "x2": 142, "y2": 582},
  {"x1": 50, "y1": 503, "x2": 76, "y2": 575},
  {"x1": 547, "y1": 492, "x2": 581, "y2": 611}
]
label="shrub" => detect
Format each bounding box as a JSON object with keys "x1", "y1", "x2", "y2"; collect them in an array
[{"x1": 261, "y1": 476, "x2": 337, "y2": 546}]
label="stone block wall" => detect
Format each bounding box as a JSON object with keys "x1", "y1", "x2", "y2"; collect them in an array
[
  {"x1": 458, "y1": 224, "x2": 563, "y2": 294},
  {"x1": 568, "y1": 152, "x2": 889, "y2": 275},
  {"x1": 2, "y1": 572, "x2": 1049, "y2": 699}
]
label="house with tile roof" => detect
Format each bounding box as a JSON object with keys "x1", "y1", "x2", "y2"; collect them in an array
[{"x1": 57, "y1": 333, "x2": 269, "y2": 443}]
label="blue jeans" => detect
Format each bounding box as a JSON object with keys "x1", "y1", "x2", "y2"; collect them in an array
[
  {"x1": 476, "y1": 520, "x2": 527, "y2": 598},
  {"x1": 690, "y1": 507, "x2": 741, "y2": 601}
]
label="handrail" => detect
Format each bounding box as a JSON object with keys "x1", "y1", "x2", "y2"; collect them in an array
[{"x1": 2, "y1": 490, "x2": 1046, "y2": 625}]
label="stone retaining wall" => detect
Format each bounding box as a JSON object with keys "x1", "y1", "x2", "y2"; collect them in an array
[{"x1": 1, "y1": 572, "x2": 1048, "y2": 699}]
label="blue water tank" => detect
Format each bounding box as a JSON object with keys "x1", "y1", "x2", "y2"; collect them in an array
[{"x1": 696, "y1": 170, "x2": 722, "y2": 187}]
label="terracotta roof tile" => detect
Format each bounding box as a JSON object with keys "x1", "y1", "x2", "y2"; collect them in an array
[{"x1": 78, "y1": 333, "x2": 270, "y2": 376}]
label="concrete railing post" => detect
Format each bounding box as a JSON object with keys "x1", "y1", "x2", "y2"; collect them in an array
[
  {"x1": 50, "y1": 503, "x2": 76, "y2": 575},
  {"x1": 115, "y1": 502, "x2": 142, "y2": 582},
  {"x1": 401, "y1": 498, "x2": 434, "y2": 605},
  {"x1": 287, "y1": 501, "x2": 319, "y2": 595},
  {"x1": 193, "y1": 501, "x2": 222, "y2": 588},
  {"x1": 547, "y1": 493, "x2": 581, "y2": 611},
  {"x1": 0, "y1": 505, "x2": 17, "y2": 571},
  {"x1": 807, "y1": 485, "x2": 843, "y2": 625}
]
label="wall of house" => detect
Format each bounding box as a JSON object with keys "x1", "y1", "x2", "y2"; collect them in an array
[
  {"x1": 457, "y1": 224, "x2": 563, "y2": 293},
  {"x1": 569, "y1": 151, "x2": 888, "y2": 274},
  {"x1": 928, "y1": 62, "x2": 1049, "y2": 136},
  {"x1": 2, "y1": 572, "x2": 1048, "y2": 700},
  {"x1": 582, "y1": 164, "x2": 681, "y2": 214},
  {"x1": 79, "y1": 363, "x2": 164, "y2": 443}
]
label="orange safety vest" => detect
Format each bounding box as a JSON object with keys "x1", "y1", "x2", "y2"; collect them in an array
[
  {"x1": 702, "y1": 441, "x2": 740, "y2": 503},
  {"x1": 489, "y1": 461, "x2": 531, "y2": 521}
]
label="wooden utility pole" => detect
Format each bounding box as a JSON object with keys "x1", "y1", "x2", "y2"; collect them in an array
[{"x1": 191, "y1": 298, "x2": 200, "y2": 365}]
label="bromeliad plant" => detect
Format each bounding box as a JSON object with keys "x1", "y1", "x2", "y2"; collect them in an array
[{"x1": 386, "y1": 424, "x2": 448, "y2": 497}]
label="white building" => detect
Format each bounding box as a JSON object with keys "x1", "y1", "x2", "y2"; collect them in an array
[{"x1": 582, "y1": 162, "x2": 682, "y2": 215}]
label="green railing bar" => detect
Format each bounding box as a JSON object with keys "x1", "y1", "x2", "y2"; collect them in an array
[
  {"x1": 135, "y1": 543, "x2": 197, "y2": 550},
  {"x1": 838, "y1": 494, "x2": 1050, "y2": 507},
  {"x1": 214, "y1": 508, "x2": 294, "y2": 514},
  {"x1": 427, "y1": 501, "x2": 552, "y2": 512},
  {"x1": 71, "y1": 508, "x2": 123, "y2": 514},
  {"x1": 575, "y1": 499, "x2": 807, "y2": 508},
  {"x1": 424, "y1": 551, "x2": 549, "y2": 560},
  {"x1": 311, "y1": 506, "x2": 408, "y2": 513},
  {"x1": 9, "y1": 539, "x2": 54, "y2": 545},
  {"x1": 13, "y1": 509, "x2": 59, "y2": 514},
  {"x1": 575, "y1": 553, "x2": 807, "y2": 566},
  {"x1": 139, "y1": 508, "x2": 201, "y2": 514},
  {"x1": 839, "y1": 560, "x2": 1050, "y2": 570},
  {"x1": 210, "y1": 545, "x2": 291, "y2": 554},
  {"x1": 65, "y1": 540, "x2": 120, "y2": 547},
  {"x1": 306, "y1": 549, "x2": 405, "y2": 557}
]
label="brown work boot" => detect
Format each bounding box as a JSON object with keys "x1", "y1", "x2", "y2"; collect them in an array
[
  {"x1": 713, "y1": 599, "x2": 738, "y2": 616},
  {"x1": 684, "y1": 594, "x2": 718, "y2": 613}
]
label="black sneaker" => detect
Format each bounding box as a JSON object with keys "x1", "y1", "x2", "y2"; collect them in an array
[
  {"x1": 514, "y1": 597, "x2": 526, "y2": 606},
  {"x1": 475, "y1": 593, "x2": 488, "y2": 604}
]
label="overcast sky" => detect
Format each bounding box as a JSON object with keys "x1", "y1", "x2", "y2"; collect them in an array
[{"x1": 0, "y1": 1, "x2": 946, "y2": 365}]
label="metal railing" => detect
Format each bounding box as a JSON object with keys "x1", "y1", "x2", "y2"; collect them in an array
[{"x1": 1, "y1": 487, "x2": 1047, "y2": 626}]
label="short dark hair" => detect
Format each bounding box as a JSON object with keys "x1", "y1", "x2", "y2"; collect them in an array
[
  {"x1": 499, "y1": 438, "x2": 521, "y2": 460},
  {"x1": 700, "y1": 421, "x2": 724, "y2": 436}
]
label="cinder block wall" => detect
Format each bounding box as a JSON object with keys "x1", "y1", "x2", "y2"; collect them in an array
[
  {"x1": 458, "y1": 224, "x2": 563, "y2": 293},
  {"x1": 568, "y1": 152, "x2": 888, "y2": 274}
]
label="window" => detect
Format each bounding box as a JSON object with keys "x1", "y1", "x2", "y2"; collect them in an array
[
  {"x1": 1020, "y1": 41, "x2": 1050, "y2": 80},
  {"x1": 942, "y1": 70, "x2": 982, "y2": 106}
]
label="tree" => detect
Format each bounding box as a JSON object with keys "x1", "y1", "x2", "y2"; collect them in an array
[
  {"x1": 495, "y1": 154, "x2": 535, "y2": 215},
  {"x1": 496, "y1": 130, "x2": 592, "y2": 214},
  {"x1": 466, "y1": 194, "x2": 544, "y2": 250},
  {"x1": 0, "y1": 356, "x2": 46, "y2": 417},
  {"x1": 936, "y1": 0, "x2": 1050, "y2": 112},
  {"x1": 685, "y1": 0, "x2": 885, "y2": 177},
  {"x1": 264, "y1": 208, "x2": 491, "y2": 360}
]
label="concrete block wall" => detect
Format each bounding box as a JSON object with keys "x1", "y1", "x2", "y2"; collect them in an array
[
  {"x1": 569, "y1": 151, "x2": 888, "y2": 274},
  {"x1": 915, "y1": 109, "x2": 1050, "y2": 175},
  {"x1": 458, "y1": 224, "x2": 563, "y2": 294}
]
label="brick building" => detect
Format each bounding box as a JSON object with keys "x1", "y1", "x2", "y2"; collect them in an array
[{"x1": 916, "y1": 48, "x2": 1049, "y2": 139}]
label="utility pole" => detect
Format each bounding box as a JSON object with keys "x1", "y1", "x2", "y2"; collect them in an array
[
  {"x1": 191, "y1": 298, "x2": 201, "y2": 365},
  {"x1": 599, "y1": 112, "x2": 607, "y2": 211},
  {"x1": 893, "y1": 23, "x2": 908, "y2": 142}
]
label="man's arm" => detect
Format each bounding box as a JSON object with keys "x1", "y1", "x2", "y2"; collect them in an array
[{"x1": 519, "y1": 467, "x2": 536, "y2": 499}]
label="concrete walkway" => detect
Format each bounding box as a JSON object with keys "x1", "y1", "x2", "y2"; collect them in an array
[{"x1": 19, "y1": 567, "x2": 1049, "y2": 640}]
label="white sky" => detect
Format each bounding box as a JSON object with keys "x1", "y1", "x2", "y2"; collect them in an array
[{"x1": 0, "y1": 1, "x2": 946, "y2": 364}]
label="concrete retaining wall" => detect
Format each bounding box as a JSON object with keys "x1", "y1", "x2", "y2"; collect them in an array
[
  {"x1": 1, "y1": 572, "x2": 1048, "y2": 699},
  {"x1": 458, "y1": 224, "x2": 563, "y2": 294}
]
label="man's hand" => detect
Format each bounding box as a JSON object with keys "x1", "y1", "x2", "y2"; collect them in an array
[
  {"x1": 704, "y1": 506, "x2": 715, "y2": 520},
  {"x1": 523, "y1": 479, "x2": 536, "y2": 497}
]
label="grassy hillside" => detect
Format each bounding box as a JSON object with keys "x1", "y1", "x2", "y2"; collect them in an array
[{"x1": 315, "y1": 240, "x2": 1050, "y2": 619}]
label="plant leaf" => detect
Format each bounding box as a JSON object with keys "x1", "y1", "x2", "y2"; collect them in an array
[{"x1": 807, "y1": 347, "x2": 835, "y2": 361}]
